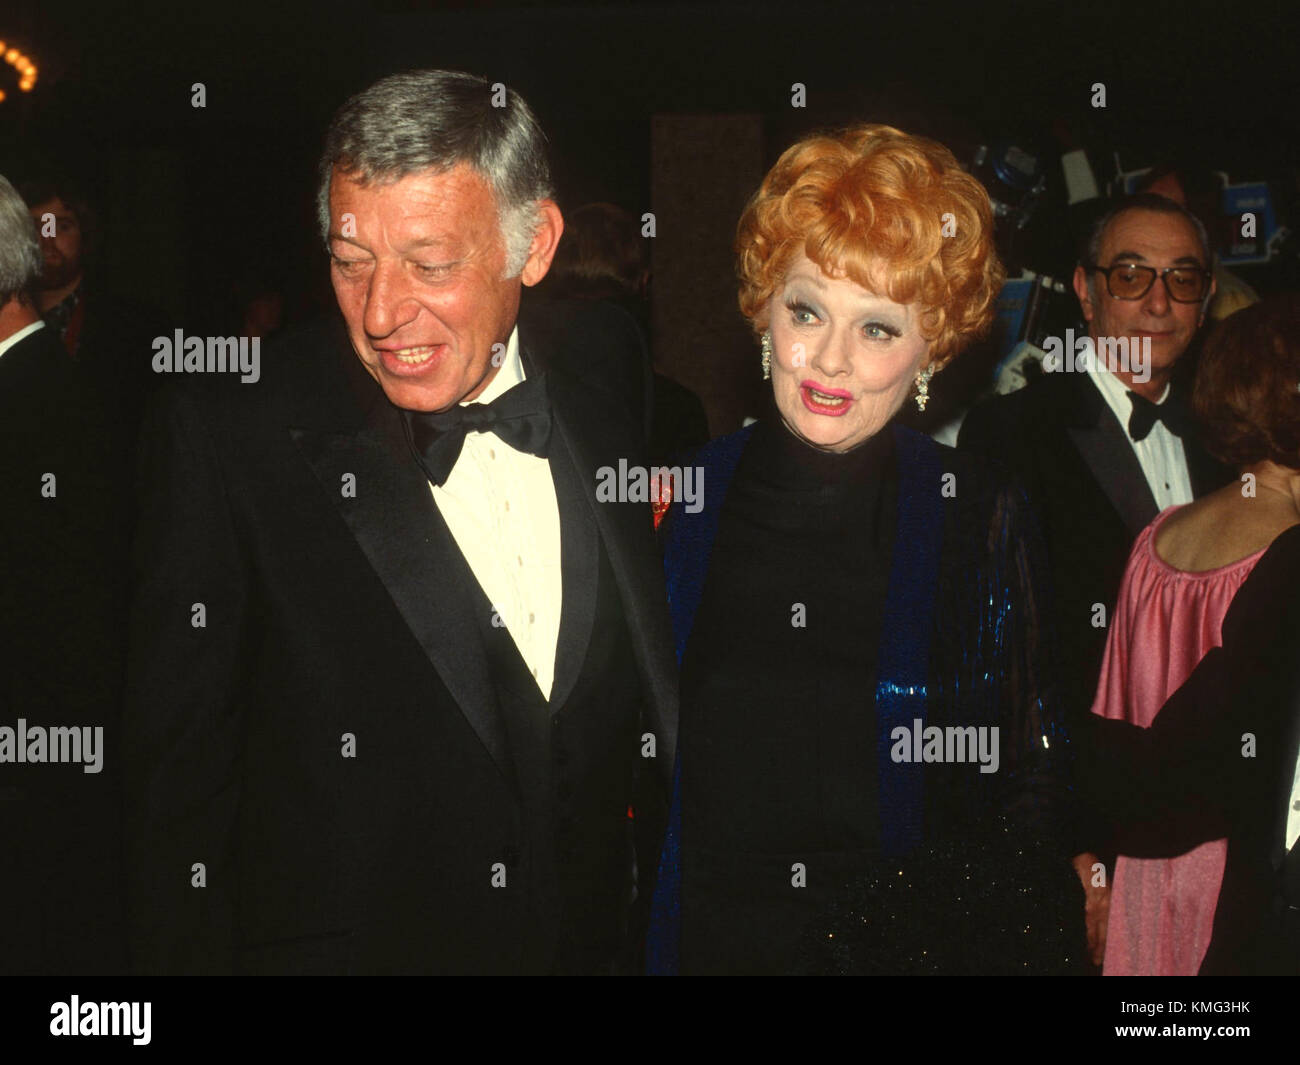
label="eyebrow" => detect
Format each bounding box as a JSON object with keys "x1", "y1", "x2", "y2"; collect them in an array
[
  {"x1": 785, "y1": 278, "x2": 904, "y2": 315},
  {"x1": 792, "y1": 272, "x2": 829, "y2": 290}
]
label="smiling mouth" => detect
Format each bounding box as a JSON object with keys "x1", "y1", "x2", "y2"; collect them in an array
[{"x1": 389, "y1": 345, "x2": 439, "y2": 365}]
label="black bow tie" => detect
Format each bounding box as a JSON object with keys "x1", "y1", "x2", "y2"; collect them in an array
[
  {"x1": 403, "y1": 374, "x2": 552, "y2": 486},
  {"x1": 1127, "y1": 390, "x2": 1190, "y2": 442}
]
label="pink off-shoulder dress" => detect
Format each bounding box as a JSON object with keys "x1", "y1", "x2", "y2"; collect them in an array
[{"x1": 1091, "y1": 504, "x2": 1267, "y2": 976}]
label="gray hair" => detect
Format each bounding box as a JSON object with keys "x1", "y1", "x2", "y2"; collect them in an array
[
  {"x1": 317, "y1": 69, "x2": 554, "y2": 279},
  {"x1": 1081, "y1": 192, "x2": 1213, "y2": 306},
  {"x1": 0, "y1": 173, "x2": 42, "y2": 303}
]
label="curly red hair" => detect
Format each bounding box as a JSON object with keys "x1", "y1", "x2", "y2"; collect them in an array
[{"x1": 736, "y1": 125, "x2": 1004, "y2": 365}]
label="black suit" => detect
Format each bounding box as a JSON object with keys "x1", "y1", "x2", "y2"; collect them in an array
[
  {"x1": 959, "y1": 369, "x2": 1230, "y2": 728},
  {"x1": 124, "y1": 300, "x2": 677, "y2": 974},
  {"x1": 0, "y1": 323, "x2": 129, "y2": 974},
  {"x1": 1081, "y1": 524, "x2": 1300, "y2": 974}
]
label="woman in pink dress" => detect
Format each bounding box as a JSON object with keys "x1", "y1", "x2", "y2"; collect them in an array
[{"x1": 1092, "y1": 293, "x2": 1300, "y2": 975}]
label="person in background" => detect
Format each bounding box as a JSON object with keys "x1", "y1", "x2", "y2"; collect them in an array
[
  {"x1": 1137, "y1": 164, "x2": 1259, "y2": 325},
  {"x1": 1081, "y1": 519, "x2": 1300, "y2": 974},
  {"x1": 0, "y1": 173, "x2": 128, "y2": 975},
  {"x1": 538, "y1": 201, "x2": 708, "y2": 460},
  {"x1": 1090, "y1": 292, "x2": 1300, "y2": 974},
  {"x1": 21, "y1": 175, "x2": 166, "y2": 448}
]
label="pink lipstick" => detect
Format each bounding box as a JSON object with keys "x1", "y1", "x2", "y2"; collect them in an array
[{"x1": 799, "y1": 380, "x2": 853, "y2": 417}]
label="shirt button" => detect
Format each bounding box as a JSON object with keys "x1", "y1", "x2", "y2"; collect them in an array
[
  {"x1": 489, "y1": 448, "x2": 496, "y2": 460},
  {"x1": 1293, "y1": 800, "x2": 1300, "y2": 811},
  {"x1": 504, "y1": 500, "x2": 510, "y2": 512},
  {"x1": 517, "y1": 556, "x2": 523, "y2": 567},
  {"x1": 528, "y1": 612, "x2": 535, "y2": 623}
]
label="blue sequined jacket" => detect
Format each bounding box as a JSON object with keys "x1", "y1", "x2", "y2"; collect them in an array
[{"x1": 646, "y1": 422, "x2": 1082, "y2": 975}]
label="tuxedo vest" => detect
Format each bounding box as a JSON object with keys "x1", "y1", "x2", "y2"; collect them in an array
[{"x1": 464, "y1": 436, "x2": 644, "y2": 974}]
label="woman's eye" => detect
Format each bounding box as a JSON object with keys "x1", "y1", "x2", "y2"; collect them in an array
[
  {"x1": 864, "y1": 322, "x2": 898, "y2": 340},
  {"x1": 787, "y1": 301, "x2": 818, "y2": 325}
]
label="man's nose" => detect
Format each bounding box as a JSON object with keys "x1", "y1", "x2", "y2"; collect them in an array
[
  {"x1": 362, "y1": 260, "x2": 418, "y2": 339},
  {"x1": 1143, "y1": 274, "x2": 1173, "y2": 314}
]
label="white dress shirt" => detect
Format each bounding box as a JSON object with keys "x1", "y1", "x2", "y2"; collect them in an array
[
  {"x1": 426, "y1": 327, "x2": 563, "y2": 700},
  {"x1": 1287, "y1": 752, "x2": 1300, "y2": 851},
  {"x1": 1085, "y1": 362, "x2": 1194, "y2": 511},
  {"x1": 0, "y1": 319, "x2": 46, "y2": 360}
]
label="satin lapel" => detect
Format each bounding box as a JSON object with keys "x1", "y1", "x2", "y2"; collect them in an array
[
  {"x1": 1271, "y1": 655, "x2": 1300, "y2": 867},
  {"x1": 1063, "y1": 375, "x2": 1158, "y2": 539},
  {"x1": 545, "y1": 368, "x2": 678, "y2": 788},
  {"x1": 288, "y1": 407, "x2": 516, "y2": 796},
  {"x1": 547, "y1": 428, "x2": 598, "y2": 711}
]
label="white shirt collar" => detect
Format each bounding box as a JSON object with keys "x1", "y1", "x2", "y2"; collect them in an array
[
  {"x1": 464, "y1": 325, "x2": 523, "y2": 406},
  {"x1": 0, "y1": 319, "x2": 46, "y2": 361}
]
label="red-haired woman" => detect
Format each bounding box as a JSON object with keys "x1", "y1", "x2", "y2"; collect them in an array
[{"x1": 647, "y1": 125, "x2": 1083, "y2": 974}]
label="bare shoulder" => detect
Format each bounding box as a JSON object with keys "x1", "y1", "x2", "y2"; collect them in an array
[{"x1": 1154, "y1": 488, "x2": 1300, "y2": 572}]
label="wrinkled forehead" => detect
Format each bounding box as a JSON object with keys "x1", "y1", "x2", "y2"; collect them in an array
[
  {"x1": 328, "y1": 164, "x2": 502, "y2": 243},
  {"x1": 1101, "y1": 208, "x2": 1206, "y2": 266}
]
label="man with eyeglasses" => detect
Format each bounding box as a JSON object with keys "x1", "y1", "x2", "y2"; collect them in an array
[{"x1": 960, "y1": 193, "x2": 1232, "y2": 966}]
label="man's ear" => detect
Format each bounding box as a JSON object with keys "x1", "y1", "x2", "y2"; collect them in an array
[
  {"x1": 519, "y1": 200, "x2": 564, "y2": 288},
  {"x1": 1072, "y1": 264, "x2": 1096, "y2": 324}
]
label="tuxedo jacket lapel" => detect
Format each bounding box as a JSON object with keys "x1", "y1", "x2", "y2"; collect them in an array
[
  {"x1": 1271, "y1": 658, "x2": 1300, "y2": 868},
  {"x1": 1061, "y1": 374, "x2": 1159, "y2": 539},
  {"x1": 288, "y1": 343, "x2": 517, "y2": 797},
  {"x1": 544, "y1": 366, "x2": 678, "y2": 788},
  {"x1": 546, "y1": 426, "x2": 599, "y2": 711}
]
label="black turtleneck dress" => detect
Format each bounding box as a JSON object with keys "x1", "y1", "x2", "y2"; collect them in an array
[{"x1": 678, "y1": 417, "x2": 900, "y2": 975}]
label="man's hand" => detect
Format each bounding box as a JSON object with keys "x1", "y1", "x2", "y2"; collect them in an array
[{"x1": 1072, "y1": 851, "x2": 1111, "y2": 968}]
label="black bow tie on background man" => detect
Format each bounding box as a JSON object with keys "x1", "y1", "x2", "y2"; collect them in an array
[
  {"x1": 1127, "y1": 390, "x2": 1191, "y2": 442},
  {"x1": 403, "y1": 373, "x2": 553, "y2": 487}
]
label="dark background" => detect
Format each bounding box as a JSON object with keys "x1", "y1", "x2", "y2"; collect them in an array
[{"x1": 3, "y1": 0, "x2": 1298, "y2": 431}]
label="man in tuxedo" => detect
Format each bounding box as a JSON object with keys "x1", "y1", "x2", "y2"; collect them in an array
[
  {"x1": 0, "y1": 174, "x2": 128, "y2": 973},
  {"x1": 960, "y1": 194, "x2": 1230, "y2": 728},
  {"x1": 124, "y1": 70, "x2": 677, "y2": 974},
  {"x1": 959, "y1": 193, "x2": 1231, "y2": 960},
  {"x1": 1081, "y1": 524, "x2": 1300, "y2": 974}
]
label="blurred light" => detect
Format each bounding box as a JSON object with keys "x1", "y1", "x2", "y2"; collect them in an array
[{"x1": 0, "y1": 39, "x2": 40, "y2": 99}]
